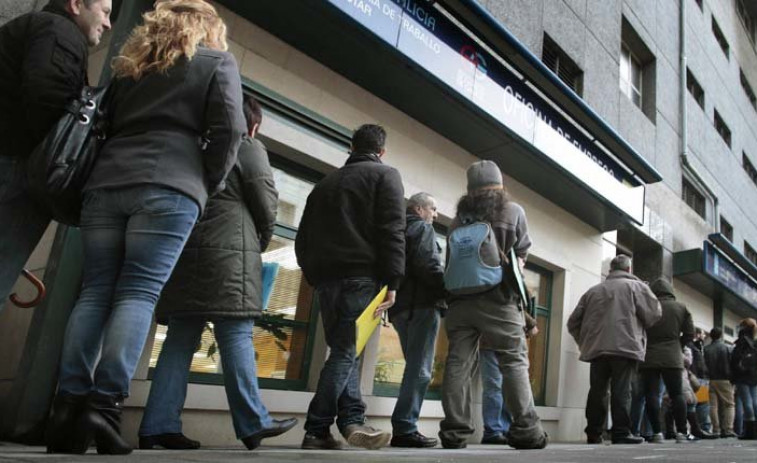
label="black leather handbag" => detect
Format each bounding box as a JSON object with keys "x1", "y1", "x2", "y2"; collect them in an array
[{"x1": 26, "y1": 85, "x2": 110, "y2": 226}]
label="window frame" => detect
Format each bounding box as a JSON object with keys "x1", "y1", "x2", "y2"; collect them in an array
[
  {"x1": 743, "y1": 152, "x2": 757, "y2": 186},
  {"x1": 686, "y1": 68, "x2": 705, "y2": 110},
  {"x1": 736, "y1": 0, "x2": 756, "y2": 44},
  {"x1": 620, "y1": 43, "x2": 643, "y2": 109},
  {"x1": 713, "y1": 109, "x2": 732, "y2": 148},
  {"x1": 542, "y1": 34, "x2": 584, "y2": 96},
  {"x1": 720, "y1": 216, "x2": 734, "y2": 242},
  {"x1": 711, "y1": 17, "x2": 730, "y2": 59},
  {"x1": 682, "y1": 177, "x2": 707, "y2": 219}
]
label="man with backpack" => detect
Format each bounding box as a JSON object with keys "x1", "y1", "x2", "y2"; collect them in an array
[
  {"x1": 567, "y1": 255, "x2": 662, "y2": 445},
  {"x1": 387, "y1": 192, "x2": 445, "y2": 448},
  {"x1": 439, "y1": 160, "x2": 548, "y2": 450},
  {"x1": 0, "y1": 0, "x2": 112, "y2": 310},
  {"x1": 295, "y1": 124, "x2": 405, "y2": 450}
]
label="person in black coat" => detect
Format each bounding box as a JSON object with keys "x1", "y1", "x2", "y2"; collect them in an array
[
  {"x1": 138, "y1": 95, "x2": 297, "y2": 451},
  {"x1": 48, "y1": 1, "x2": 244, "y2": 455},
  {"x1": 387, "y1": 192, "x2": 445, "y2": 448},
  {"x1": 295, "y1": 124, "x2": 405, "y2": 450},
  {"x1": 731, "y1": 318, "x2": 757, "y2": 439},
  {"x1": 0, "y1": 0, "x2": 112, "y2": 312}
]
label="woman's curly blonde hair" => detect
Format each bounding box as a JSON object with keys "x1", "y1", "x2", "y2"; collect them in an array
[{"x1": 112, "y1": 0, "x2": 228, "y2": 80}]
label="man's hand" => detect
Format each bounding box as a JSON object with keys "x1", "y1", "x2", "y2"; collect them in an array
[
  {"x1": 525, "y1": 325, "x2": 539, "y2": 338},
  {"x1": 375, "y1": 290, "x2": 396, "y2": 318}
]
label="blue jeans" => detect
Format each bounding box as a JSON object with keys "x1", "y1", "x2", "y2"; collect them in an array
[
  {"x1": 58, "y1": 186, "x2": 199, "y2": 397},
  {"x1": 0, "y1": 156, "x2": 50, "y2": 310},
  {"x1": 304, "y1": 278, "x2": 379, "y2": 437},
  {"x1": 736, "y1": 383, "x2": 757, "y2": 422},
  {"x1": 390, "y1": 307, "x2": 439, "y2": 435},
  {"x1": 480, "y1": 349, "x2": 512, "y2": 439},
  {"x1": 140, "y1": 317, "x2": 272, "y2": 439}
]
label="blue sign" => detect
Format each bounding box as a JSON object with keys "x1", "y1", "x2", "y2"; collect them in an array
[
  {"x1": 327, "y1": 0, "x2": 638, "y2": 187},
  {"x1": 704, "y1": 241, "x2": 757, "y2": 308}
]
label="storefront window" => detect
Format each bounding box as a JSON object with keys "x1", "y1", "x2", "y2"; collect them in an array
[
  {"x1": 148, "y1": 165, "x2": 320, "y2": 390},
  {"x1": 523, "y1": 263, "x2": 553, "y2": 406},
  {"x1": 371, "y1": 255, "x2": 552, "y2": 405},
  {"x1": 373, "y1": 230, "x2": 447, "y2": 399}
]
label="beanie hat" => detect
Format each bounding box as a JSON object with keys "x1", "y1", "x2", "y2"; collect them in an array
[{"x1": 466, "y1": 160, "x2": 503, "y2": 192}]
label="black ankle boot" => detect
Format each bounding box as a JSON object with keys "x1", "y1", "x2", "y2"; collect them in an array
[
  {"x1": 46, "y1": 393, "x2": 89, "y2": 454},
  {"x1": 80, "y1": 393, "x2": 133, "y2": 455}
]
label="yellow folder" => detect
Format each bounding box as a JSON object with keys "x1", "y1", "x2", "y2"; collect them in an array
[{"x1": 355, "y1": 286, "x2": 388, "y2": 356}]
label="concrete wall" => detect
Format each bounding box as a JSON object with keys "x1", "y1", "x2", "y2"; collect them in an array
[{"x1": 480, "y1": 0, "x2": 757, "y2": 257}]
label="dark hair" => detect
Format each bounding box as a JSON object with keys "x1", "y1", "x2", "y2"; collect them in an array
[
  {"x1": 695, "y1": 327, "x2": 704, "y2": 336},
  {"x1": 351, "y1": 124, "x2": 386, "y2": 154},
  {"x1": 242, "y1": 95, "x2": 263, "y2": 133},
  {"x1": 456, "y1": 188, "x2": 509, "y2": 223},
  {"x1": 710, "y1": 327, "x2": 722, "y2": 340}
]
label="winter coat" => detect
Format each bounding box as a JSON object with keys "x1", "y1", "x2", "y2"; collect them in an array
[
  {"x1": 704, "y1": 339, "x2": 732, "y2": 380},
  {"x1": 567, "y1": 270, "x2": 662, "y2": 363},
  {"x1": 731, "y1": 333, "x2": 757, "y2": 386},
  {"x1": 0, "y1": 4, "x2": 88, "y2": 158},
  {"x1": 682, "y1": 346, "x2": 697, "y2": 405},
  {"x1": 390, "y1": 212, "x2": 446, "y2": 320},
  {"x1": 155, "y1": 137, "x2": 278, "y2": 323},
  {"x1": 295, "y1": 152, "x2": 405, "y2": 290},
  {"x1": 86, "y1": 48, "x2": 245, "y2": 212},
  {"x1": 640, "y1": 279, "x2": 695, "y2": 370}
]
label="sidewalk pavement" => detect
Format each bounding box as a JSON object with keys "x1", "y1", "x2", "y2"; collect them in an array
[{"x1": 1, "y1": 440, "x2": 757, "y2": 463}]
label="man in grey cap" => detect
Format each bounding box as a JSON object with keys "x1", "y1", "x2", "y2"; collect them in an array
[{"x1": 439, "y1": 160, "x2": 548, "y2": 450}]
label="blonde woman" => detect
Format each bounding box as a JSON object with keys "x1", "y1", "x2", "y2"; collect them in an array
[{"x1": 47, "y1": 0, "x2": 245, "y2": 455}]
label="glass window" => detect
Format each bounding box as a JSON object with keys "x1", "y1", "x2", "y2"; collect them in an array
[
  {"x1": 620, "y1": 44, "x2": 642, "y2": 109},
  {"x1": 744, "y1": 153, "x2": 757, "y2": 186},
  {"x1": 682, "y1": 177, "x2": 707, "y2": 219},
  {"x1": 720, "y1": 216, "x2": 733, "y2": 242},
  {"x1": 523, "y1": 263, "x2": 552, "y2": 406},
  {"x1": 373, "y1": 230, "x2": 448, "y2": 399},
  {"x1": 148, "y1": 165, "x2": 320, "y2": 389}
]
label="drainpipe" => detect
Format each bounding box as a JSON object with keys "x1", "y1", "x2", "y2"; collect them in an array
[{"x1": 680, "y1": 0, "x2": 719, "y2": 231}]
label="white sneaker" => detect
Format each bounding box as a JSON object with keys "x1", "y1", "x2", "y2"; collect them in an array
[{"x1": 344, "y1": 424, "x2": 391, "y2": 450}]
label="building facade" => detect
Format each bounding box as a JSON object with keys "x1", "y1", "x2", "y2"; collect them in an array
[{"x1": 2, "y1": 0, "x2": 757, "y2": 446}]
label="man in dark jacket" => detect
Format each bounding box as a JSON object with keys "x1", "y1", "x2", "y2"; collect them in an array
[
  {"x1": 0, "y1": 0, "x2": 112, "y2": 310},
  {"x1": 688, "y1": 328, "x2": 713, "y2": 433},
  {"x1": 295, "y1": 124, "x2": 405, "y2": 450},
  {"x1": 639, "y1": 278, "x2": 696, "y2": 443},
  {"x1": 388, "y1": 192, "x2": 445, "y2": 448},
  {"x1": 705, "y1": 327, "x2": 737, "y2": 438},
  {"x1": 567, "y1": 255, "x2": 661, "y2": 445}
]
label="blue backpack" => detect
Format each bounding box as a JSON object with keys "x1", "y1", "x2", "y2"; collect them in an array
[{"x1": 444, "y1": 219, "x2": 503, "y2": 295}]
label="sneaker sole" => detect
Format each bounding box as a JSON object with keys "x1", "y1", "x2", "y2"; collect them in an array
[{"x1": 347, "y1": 431, "x2": 391, "y2": 450}]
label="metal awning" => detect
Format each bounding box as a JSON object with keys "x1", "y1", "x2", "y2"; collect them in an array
[
  {"x1": 674, "y1": 240, "x2": 757, "y2": 318},
  {"x1": 217, "y1": 0, "x2": 661, "y2": 231}
]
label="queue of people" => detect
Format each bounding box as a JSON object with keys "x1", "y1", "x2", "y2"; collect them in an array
[{"x1": 1, "y1": 0, "x2": 756, "y2": 456}]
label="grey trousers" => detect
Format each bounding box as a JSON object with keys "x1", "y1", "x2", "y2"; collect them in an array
[{"x1": 439, "y1": 289, "x2": 544, "y2": 445}]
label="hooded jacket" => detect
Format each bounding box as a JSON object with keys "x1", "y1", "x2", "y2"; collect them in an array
[
  {"x1": 640, "y1": 278, "x2": 695, "y2": 370},
  {"x1": 0, "y1": 4, "x2": 88, "y2": 158},
  {"x1": 731, "y1": 330, "x2": 757, "y2": 386},
  {"x1": 568, "y1": 270, "x2": 662, "y2": 362}
]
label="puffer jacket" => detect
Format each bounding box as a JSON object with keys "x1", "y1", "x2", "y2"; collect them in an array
[
  {"x1": 390, "y1": 212, "x2": 446, "y2": 320},
  {"x1": 0, "y1": 4, "x2": 88, "y2": 158},
  {"x1": 640, "y1": 278, "x2": 695, "y2": 370},
  {"x1": 156, "y1": 137, "x2": 278, "y2": 323},
  {"x1": 731, "y1": 332, "x2": 757, "y2": 386},
  {"x1": 567, "y1": 270, "x2": 662, "y2": 362}
]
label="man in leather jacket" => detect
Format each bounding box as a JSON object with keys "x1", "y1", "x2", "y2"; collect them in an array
[
  {"x1": 0, "y1": 0, "x2": 112, "y2": 311},
  {"x1": 388, "y1": 192, "x2": 446, "y2": 448}
]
